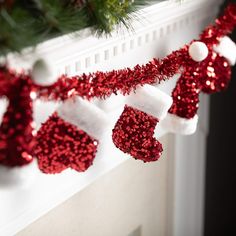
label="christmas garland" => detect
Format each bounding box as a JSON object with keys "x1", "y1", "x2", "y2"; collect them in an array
[
  {"x1": 0, "y1": 0, "x2": 151, "y2": 55},
  {"x1": 0, "y1": 3, "x2": 235, "y2": 176}
]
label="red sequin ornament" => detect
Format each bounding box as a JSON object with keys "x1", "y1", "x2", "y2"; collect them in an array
[
  {"x1": 112, "y1": 105, "x2": 163, "y2": 162},
  {"x1": 34, "y1": 112, "x2": 98, "y2": 174},
  {"x1": 199, "y1": 52, "x2": 231, "y2": 94},
  {"x1": 0, "y1": 67, "x2": 35, "y2": 166}
]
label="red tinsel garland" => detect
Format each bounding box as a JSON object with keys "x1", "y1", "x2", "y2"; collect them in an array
[
  {"x1": 35, "y1": 3, "x2": 235, "y2": 101},
  {"x1": 0, "y1": 3, "x2": 235, "y2": 169}
]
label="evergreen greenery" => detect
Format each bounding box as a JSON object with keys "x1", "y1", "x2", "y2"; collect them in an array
[{"x1": 0, "y1": 0, "x2": 153, "y2": 55}]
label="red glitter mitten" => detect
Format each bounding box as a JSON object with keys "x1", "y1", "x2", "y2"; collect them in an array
[
  {"x1": 34, "y1": 97, "x2": 108, "y2": 174},
  {"x1": 112, "y1": 85, "x2": 172, "y2": 162}
]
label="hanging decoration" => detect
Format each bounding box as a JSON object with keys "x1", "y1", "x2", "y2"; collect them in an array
[
  {"x1": 0, "y1": 3, "x2": 235, "y2": 174},
  {"x1": 112, "y1": 85, "x2": 172, "y2": 162},
  {"x1": 35, "y1": 97, "x2": 108, "y2": 174}
]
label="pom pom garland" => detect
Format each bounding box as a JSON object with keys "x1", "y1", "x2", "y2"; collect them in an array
[
  {"x1": 34, "y1": 3, "x2": 236, "y2": 102},
  {"x1": 0, "y1": 3, "x2": 235, "y2": 173}
]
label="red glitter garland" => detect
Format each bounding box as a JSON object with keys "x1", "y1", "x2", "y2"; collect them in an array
[
  {"x1": 34, "y1": 3, "x2": 235, "y2": 102},
  {"x1": 0, "y1": 3, "x2": 235, "y2": 170},
  {"x1": 36, "y1": 49, "x2": 186, "y2": 101}
]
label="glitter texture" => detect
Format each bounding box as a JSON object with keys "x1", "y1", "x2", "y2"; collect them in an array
[
  {"x1": 169, "y1": 71, "x2": 200, "y2": 119},
  {"x1": 112, "y1": 105, "x2": 163, "y2": 162},
  {"x1": 199, "y1": 52, "x2": 231, "y2": 94},
  {"x1": 0, "y1": 67, "x2": 35, "y2": 166},
  {"x1": 169, "y1": 51, "x2": 231, "y2": 119},
  {"x1": 36, "y1": 51, "x2": 186, "y2": 101},
  {"x1": 34, "y1": 112, "x2": 98, "y2": 174},
  {"x1": 0, "y1": 3, "x2": 235, "y2": 170},
  {"x1": 200, "y1": 3, "x2": 236, "y2": 46},
  {"x1": 34, "y1": 4, "x2": 236, "y2": 102}
]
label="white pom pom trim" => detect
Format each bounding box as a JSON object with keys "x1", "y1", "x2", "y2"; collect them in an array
[
  {"x1": 57, "y1": 97, "x2": 109, "y2": 140},
  {"x1": 213, "y1": 36, "x2": 236, "y2": 66},
  {"x1": 189, "y1": 41, "x2": 209, "y2": 62},
  {"x1": 31, "y1": 59, "x2": 58, "y2": 86},
  {"x1": 160, "y1": 113, "x2": 198, "y2": 135},
  {"x1": 127, "y1": 85, "x2": 173, "y2": 120}
]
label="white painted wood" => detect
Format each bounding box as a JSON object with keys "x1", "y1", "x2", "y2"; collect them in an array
[
  {"x1": 0, "y1": 0, "x2": 222, "y2": 235},
  {"x1": 167, "y1": 95, "x2": 210, "y2": 236}
]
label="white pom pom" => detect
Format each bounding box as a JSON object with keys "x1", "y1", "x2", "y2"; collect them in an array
[
  {"x1": 31, "y1": 59, "x2": 58, "y2": 86},
  {"x1": 213, "y1": 36, "x2": 236, "y2": 66},
  {"x1": 188, "y1": 41, "x2": 209, "y2": 62}
]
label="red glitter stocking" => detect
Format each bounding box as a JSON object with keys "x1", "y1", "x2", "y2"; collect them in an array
[
  {"x1": 34, "y1": 112, "x2": 98, "y2": 174},
  {"x1": 164, "y1": 51, "x2": 231, "y2": 135},
  {"x1": 112, "y1": 105, "x2": 163, "y2": 162}
]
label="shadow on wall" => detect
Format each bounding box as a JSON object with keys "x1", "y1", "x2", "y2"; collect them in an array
[{"x1": 204, "y1": 0, "x2": 236, "y2": 235}]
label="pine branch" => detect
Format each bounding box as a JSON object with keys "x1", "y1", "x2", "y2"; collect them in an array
[{"x1": 0, "y1": 0, "x2": 159, "y2": 55}]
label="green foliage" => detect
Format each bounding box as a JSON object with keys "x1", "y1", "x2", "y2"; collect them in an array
[
  {"x1": 87, "y1": 0, "x2": 142, "y2": 33},
  {"x1": 0, "y1": 0, "x2": 152, "y2": 55}
]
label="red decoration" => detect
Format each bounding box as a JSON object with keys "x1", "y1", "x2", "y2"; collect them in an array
[
  {"x1": 200, "y1": 3, "x2": 236, "y2": 46},
  {"x1": 199, "y1": 52, "x2": 231, "y2": 94},
  {"x1": 36, "y1": 49, "x2": 187, "y2": 101},
  {"x1": 0, "y1": 3, "x2": 235, "y2": 170},
  {"x1": 34, "y1": 4, "x2": 235, "y2": 102},
  {"x1": 169, "y1": 71, "x2": 200, "y2": 119},
  {"x1": 0, "y1": 67, "x2": 35, "y2": 166},
  {"x1": 112, "y1": 105, "x2": 163, "y2": 162},
  {"x1": 169, "y1": 51, "x2": 231, "y2": 119},
  {"x1": 34, "y1": 112, "x2": 98, "y2": 174}
]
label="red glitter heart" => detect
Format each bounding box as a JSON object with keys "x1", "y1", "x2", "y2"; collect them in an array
[
  {"x1": 34, "y1": 112, "x2": 98, "y2": 174},
  {"x1": 112, "y1": 105, "x2": 163, "y2": 162}
]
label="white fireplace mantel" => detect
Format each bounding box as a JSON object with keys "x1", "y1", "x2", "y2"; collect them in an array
[{"x1": 0, "y1": 0, "x2": 223, "y2": 235}]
